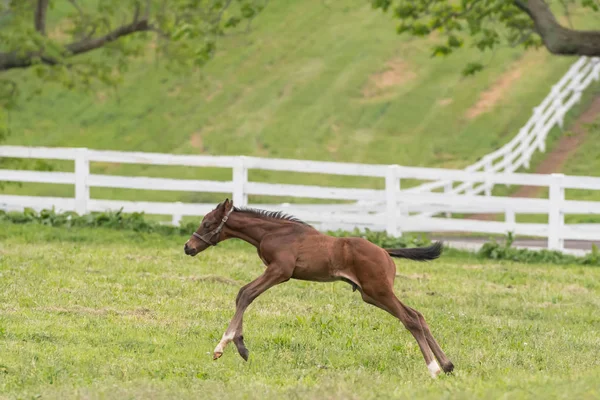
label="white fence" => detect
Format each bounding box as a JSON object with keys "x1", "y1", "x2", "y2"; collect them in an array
[
  {"x1": 2, "y1": 145, "x2": 600, "y2": 251},
  {"x1": 406, "y1": 56, "x2": 600, "y2": 204}
]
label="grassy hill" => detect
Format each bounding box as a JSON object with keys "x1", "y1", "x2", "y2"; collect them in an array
[{"x1": 0, "y1": 0, "x2": 595, "y2": 205}]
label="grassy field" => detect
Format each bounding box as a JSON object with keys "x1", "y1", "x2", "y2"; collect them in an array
[
  {"x1": 4, "y1": 1, "x2": 599, "y2": 204},
  {"x1": 1, "y1": 223, "x2": 599, "y2": 399}
]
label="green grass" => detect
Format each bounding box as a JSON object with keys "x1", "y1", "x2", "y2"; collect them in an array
[
  {"x1": 1, "y1": 223, "x2": 600, "y2": 399},
  {"x1": 3, "y1": 1, "x2": 596, "y2": 205}
]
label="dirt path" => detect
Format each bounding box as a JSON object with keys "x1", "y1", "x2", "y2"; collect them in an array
[
  {"x1": 467, "y1": 94, "x2": 600, "y2": 221},
  {"x1": 511, "y1": 95, "x2": 600, "y2": 198}
]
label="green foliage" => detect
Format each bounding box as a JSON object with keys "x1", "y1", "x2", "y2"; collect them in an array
[
  {"x1": 478, "y1": 232, "x2": 600, "y2": 266},
  {"x1": 582, "y1": 0, "x2": 600, "y2": 10},
  {"x1": 370, "y1": 0, "x2": 599, "y2": 75},
  {"x1": 462, "y1": 62, "x2": 484, "y2": 76},
  {"x1": 0, "y1": 208, "x2": 427, "y2": 248},
  {"x1": 0, "y1": 207, "x2": 198, "y2": 237},
  {"x1": 326, "y1": 227, "x2": 430, "y2": 248}
]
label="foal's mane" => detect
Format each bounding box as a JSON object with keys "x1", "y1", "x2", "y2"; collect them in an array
[{"x1": 233, "y1": 206, "x2": 309, "y2": 226}]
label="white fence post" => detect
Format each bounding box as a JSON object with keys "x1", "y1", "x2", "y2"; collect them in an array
[
  {"x1": 551, "y1": 85, "x2": 565, "y2": 129},
  {"x1": 505, "y1": 208, "x2": 515, "y2": 233},
  {"x1": 172, "y1": 201, "x2": 183, "y2": 226},
  {"x1": 538, "y1": 134, "x2": 547, "y2": 153},
  {"x1": 75, "y1": 148, "x2": 89, "y2": 215},
  {"x1": 444, "y1": 181, "x2": 452, "y2": 218},
  {"x1": 484, "y1": 157, "x2": 492, "y2": 196},
  {"x1": 521, "y1": 135, "x2": 531, "y2": 169},
  {"x1": 232, "y1": 156, "x2": 248, "y2": 207},
  {"x1": 548, "y1": 173, "x2": 565, "y2": 251},
  {"x1": 385, "y1": 165, "x2": 400, "y2": 237},
  {"x1": 531, "y1": 106, "x2": 547, "y2": 153}
]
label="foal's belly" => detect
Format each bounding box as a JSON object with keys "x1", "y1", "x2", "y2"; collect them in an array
[
  {"x1": 291, "y1": 261, "x2": 334, "y2": 282},
  {"x1": 291, "y1": 236, "x2": 351, "y2": 283}
]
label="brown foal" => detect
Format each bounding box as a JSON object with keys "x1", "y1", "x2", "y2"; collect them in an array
[{"x1": 184, "y1": 199, "x2": 454, "y2": 378}]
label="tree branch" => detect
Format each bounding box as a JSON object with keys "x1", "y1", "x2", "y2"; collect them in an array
[
  {"x1": 0, "y1": 18, "x2": 151, "y2": 71},
  {"x1": 66, "y1": 18, "x2": 151, "y2": 55},
  {"x1": 514, "y1": 0, "x2": 600, "y2": 56},
  {"x1": 513, "y1": 0, "x2": 532, "y2": 17},
  {"x1": 34, "y1": 0, "x2": 49, "y2": 35},
  {"x1": 133, "y1": 1, "x2": 141, "y2": 23}
]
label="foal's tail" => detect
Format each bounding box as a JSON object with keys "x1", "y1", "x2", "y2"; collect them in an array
[{"x1": 385, "y1": 241, "x2": 443, "y2": 262}]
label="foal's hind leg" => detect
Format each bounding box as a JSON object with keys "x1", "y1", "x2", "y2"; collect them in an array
[
  {"x1": 408, "y1": 306, "x2": 454, "y2": 373},
  {"x1": 359, "y1": 287, "x2": 443, "y2": 378}
]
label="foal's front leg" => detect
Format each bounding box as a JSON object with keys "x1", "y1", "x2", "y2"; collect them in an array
[{"x1": 213, "y1": 264, "x2": 291, "y2": 360}]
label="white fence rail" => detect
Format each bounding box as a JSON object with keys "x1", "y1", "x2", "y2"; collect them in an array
[
  {"x1": 3, "y1": 145, "x2": 600, "y2": 251},
  {"x1": 407, "y1": 56, "x2": 600, "y2": 201}
]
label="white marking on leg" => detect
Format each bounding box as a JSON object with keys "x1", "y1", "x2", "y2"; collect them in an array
[
  {"x1": 428, "y1": 360, "x2": 442, "y2": 378},
  {"x1": 214, "y1": 331, "x2": 235, "y2": 354}
]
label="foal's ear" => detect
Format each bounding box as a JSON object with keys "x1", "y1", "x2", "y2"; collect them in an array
[{"x1": 223, "y1": 198, "x2": 233, "y2": 211}]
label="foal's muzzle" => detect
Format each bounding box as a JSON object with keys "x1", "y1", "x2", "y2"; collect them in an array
[{"x1": 184, "y1": 243, "x2": 198, "y2": 256}]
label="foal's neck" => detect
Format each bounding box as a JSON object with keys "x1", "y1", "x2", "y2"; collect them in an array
[{"x1": 223, "y1": 212, "x2": 287, "y2": 248}]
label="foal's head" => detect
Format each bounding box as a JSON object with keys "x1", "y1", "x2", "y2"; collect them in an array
[{"x1": 184, "y1": 199, "x2": 234, "y2": 256}]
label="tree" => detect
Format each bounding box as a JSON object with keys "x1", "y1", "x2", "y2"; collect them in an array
[
  {"x1": 370, "y1": 0, "x2": 600, "y2": 75},
  {"x1": 0, "y1": 0, "x2": 268, "y2": 139}
]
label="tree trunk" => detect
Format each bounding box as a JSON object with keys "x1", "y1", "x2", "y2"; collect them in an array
[
  {"x1": 34, "y1": 0, "x2": 49, "y2": 35},
  {"x1": 516, "y1": 0, "x2": 600, "y2": 57}
]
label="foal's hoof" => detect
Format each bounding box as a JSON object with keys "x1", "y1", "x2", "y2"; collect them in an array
[
  {"x1": 213, "y1": 351, "x2": 223, "y2": 360},
  {"x1": 237, "y1": 347, "x2": 249, "y2": 361},
  {"x1": 234, "y1": 336, "x2": 249, "y2": 361},
  {"x1": 442, "y1": 361, "x2": 455, "y2": 374}
]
